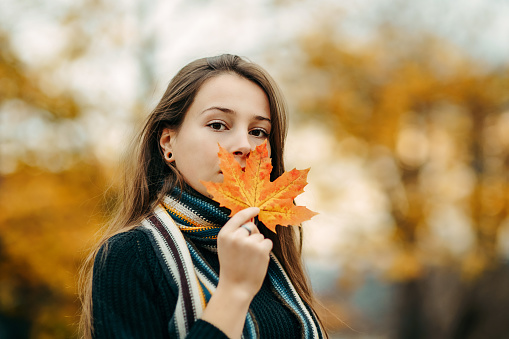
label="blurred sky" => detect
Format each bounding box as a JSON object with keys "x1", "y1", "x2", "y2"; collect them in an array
[{"x1": 1, "y1": 0, "x2": 509, "y2": 292}]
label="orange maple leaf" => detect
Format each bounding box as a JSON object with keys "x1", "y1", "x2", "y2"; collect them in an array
[{"x1": 201, "y1": 141, "x2": 317, "y2": 233}]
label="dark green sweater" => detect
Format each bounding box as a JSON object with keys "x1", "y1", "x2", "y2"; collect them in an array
[{"x1": 92, "y1": 228, "x2": 301, "y2": 338}]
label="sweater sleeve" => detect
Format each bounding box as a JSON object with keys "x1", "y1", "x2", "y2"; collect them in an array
[{"x1": 91, "y1": 229, "x2": 228, "y2": 339}]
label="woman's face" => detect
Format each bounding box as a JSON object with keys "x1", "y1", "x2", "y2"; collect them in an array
[{"x1": 161, "y1": 73, "x2": 271, "y2": 198}]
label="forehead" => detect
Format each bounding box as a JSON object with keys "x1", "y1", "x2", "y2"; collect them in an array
[{"x1": 191, "y1": 73, "x2": 271, "y2": 119}]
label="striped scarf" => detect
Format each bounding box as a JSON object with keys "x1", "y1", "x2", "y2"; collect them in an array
[{"x1": 140, "y1": 187, "x2": 324, "y2": 338}]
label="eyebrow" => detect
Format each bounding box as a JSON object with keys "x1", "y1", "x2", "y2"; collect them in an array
[{"x1": 201, "y1": 106, "x2": 271, "y2": 123}]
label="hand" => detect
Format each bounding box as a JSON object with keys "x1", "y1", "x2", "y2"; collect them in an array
[
  {"x1": 201, "y1": 207, "x2": 272, "y2": 338},
  {"x1": 216, "y1": 207, "x2": 273, "y2": 302}
]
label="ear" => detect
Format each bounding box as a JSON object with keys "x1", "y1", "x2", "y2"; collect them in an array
[{"x1": 160, "y1": 127, "x2": 177, "y2": 163}]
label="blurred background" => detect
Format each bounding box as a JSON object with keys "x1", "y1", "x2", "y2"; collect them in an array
[{"x1": 1, "y1": 0, "x2": 509, "y2": 338}]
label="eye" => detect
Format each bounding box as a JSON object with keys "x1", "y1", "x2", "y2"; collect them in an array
[
  {"x1": 207, "y1": 122, "x2": 227, "y2": 131},
  {"x1": 250, "y1": 128, "x2": 269, "y2": 138}
]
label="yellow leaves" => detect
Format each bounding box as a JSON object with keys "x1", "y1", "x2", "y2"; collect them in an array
[
  {"x1": 0, "y1": 165, "x2": 108, "y2": 294},
  {"x1": 201, "y1": 141, "x2": 317, "y2": 233}
]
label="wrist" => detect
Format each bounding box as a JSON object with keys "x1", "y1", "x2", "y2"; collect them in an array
[
  {"x1": 200, "y1": 283, "x2": 253, "y2": 339},
  {"x1": 215, "y1": 280, "x2": 254, "y2": 305}
]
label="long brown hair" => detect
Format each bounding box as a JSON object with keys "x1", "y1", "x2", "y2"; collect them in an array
[{"x1": 78, "y1": 54, "x2": 323, "y2": 338}]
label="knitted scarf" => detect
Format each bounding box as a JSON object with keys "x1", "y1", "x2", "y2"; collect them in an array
[{"x1": 140, "y1": 187, "x2": 324, "y2": 339}]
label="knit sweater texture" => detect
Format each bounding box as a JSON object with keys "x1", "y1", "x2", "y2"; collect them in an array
[{"x1": 91, "y1": 228, "x2": 302, "y2": 338}]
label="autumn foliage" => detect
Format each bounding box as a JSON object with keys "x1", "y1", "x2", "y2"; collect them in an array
[{"x1": 201, "y1": 142, "x2": 317, "y2": 232}]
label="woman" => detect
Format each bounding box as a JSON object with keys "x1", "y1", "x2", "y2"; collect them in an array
[{"x1": 79, "y1": 54, "x2": 326, "y2": 338}]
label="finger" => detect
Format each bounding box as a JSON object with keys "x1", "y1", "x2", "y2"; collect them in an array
[
  {"x1": 261, "y1": 238, "x2": 273, "y2": 252},
  {"x1": 237, "y1": 222, "x2": 261, "y2": 236},
  {"x1": 222, "y1": 207, "x2": 260, "y2": 233},
  {"x1": 239, "y1": 223, "x2": 253, "y2": 236},
  {"x1": 248, "y1": 233, "x2": 265, "y2": 242}
]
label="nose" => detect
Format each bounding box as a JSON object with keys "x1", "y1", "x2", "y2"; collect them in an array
[{"x1": 231, "y1": 131, "x2": 254, "y2": 166}]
